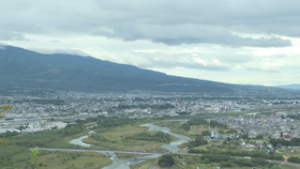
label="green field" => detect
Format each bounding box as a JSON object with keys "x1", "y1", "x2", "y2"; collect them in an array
[
  {"x1": 82, "y1": 123, "x2": 177, "y2": 152},
  {"x1": 130, "y1": 155, "x2": 291, "y2": 169},
  {"x1": 15, "y1": 151, "x2": 111, "y2": 169}
]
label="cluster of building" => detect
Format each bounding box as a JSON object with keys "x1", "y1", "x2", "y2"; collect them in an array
[
  {"x1": 1, "y1": 89, "x2": 300, "y2": 134},
  {"x1": 214, "y1": 110, "x2": 300, "y2": 139}
]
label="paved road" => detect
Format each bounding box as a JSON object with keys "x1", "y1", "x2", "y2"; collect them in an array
[{"x1": 28, "y1": 147, "x2": 164, "y2": 155}]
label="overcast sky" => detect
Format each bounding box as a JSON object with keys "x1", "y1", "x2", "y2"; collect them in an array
[{"x1": 1, "y1": 0, "x2": 300, "y2": 86}]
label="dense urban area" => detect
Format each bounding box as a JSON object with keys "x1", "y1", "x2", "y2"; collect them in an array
[{"x1": 2, "y1": 88, "x2": 300, "y2": 169}]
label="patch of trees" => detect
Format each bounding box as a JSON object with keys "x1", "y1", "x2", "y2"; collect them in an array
[
  {"x1": 202, "y1": 130, "x2": 210, "y2": 136},
  {"x1": 210, "y1": 121, "x2": 227, "y2": 129},
  {"x1": 60, "y1": 152, "x2": 82, "y2": 164},
  {"x1": 201, "y1": 154, "x2": 232, "y2": 163},
  {"x1": 270, "y1": 138, "x2": 300, "y2": 147},
  {"x1": 288, "y1": 156, "x2": 300, "y2": 164},
  {"x1": 12, "y1": 124, "x2": 85, "y2": 148},
  {"x1": 287, "y1": 115, "x2": 300, "y2": 120},
  {"x1": 58, "y1": 124, "x2": 85, "y2": 137},
  {"x1": 77, "y1": 117, "x2": 98, "y2": 124},
  {"x1": 90, "y1": 134, "x2": 110, "y2": 142},
  {"x1": 158, "y1": 154, "x2": 175, "y2": 168},
  {"x1": 0, "y1": 123, "x2": 85, "y2": 167},
  {"x1": 125, "y1": 131, "x2": 172, "y2": 143},
  {"x1": 0, "y1": 115, "x2": 130, "y2": 168},
  {"x1": 0, "y1": 131, "x2": 18, "y2": 138},
  {"x1": 226, "y1": 128, "x2": 237, "y2": 134},
  {"x1": 201, "y1": 154, "x2": 273, "y2": 168},
  {"x1": 187, "y1": 135, "x2": 208, "y2": 148},
  {"x1": 189, "y1": 149, "x2": 284, "y2": 161},
  {"x1": 188, "y1": 118, "x2": 209, "y2": 126},
  {"x1": 95, "y1": 116, "x2": 137, "y2": 128},
  {"x1": 177, "y1": 112, "x2": 190, "y2": 115},
  {"x1": 180, "y1": 118, "x2": 208, "y2": 131},
  {"x1": 254, "y1": 135, "x2": 263, "y2": 140},
  {"x1": 181, "y1": 122, "x2": 190, "y2": 131},
  {"x1": 242, "y1": 134, "x2": 249, "y2": 139}
]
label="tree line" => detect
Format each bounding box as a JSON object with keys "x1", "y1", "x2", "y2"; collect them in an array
[
  {"x1": 288, "y1": 156, "x2": 300, "y2": 164},
  {"x1": 200, "y1": 154, "x2": 273, "y2": 168},
  {"x1": 0, "y1": 130, "x2": 18, "y2": 138},
  {"x1": 287, "y1": 114, "x2": 300, "y2": 120},
  {"x1": 75, "y1": 115, "x2": 140, "y2": 128},
  {"x1": 125, "y1": 131, "x2": 172, "y2": 143},
  {"x1": 189, "y1": 149, "x2": 284, "y2": 161},
  {"x1": 0, "y1": 123, "x2": 85, "y2": 167},
  {"x1": 187, "y1": 135, "x2": 208, "y2": 148},
  {"x1": 270, "y1": 138, "x2": 300, "y2": 147}
]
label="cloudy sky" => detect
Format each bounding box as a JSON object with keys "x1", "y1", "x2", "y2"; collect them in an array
[{"x1": 1, "y1": 0, "x2": 300, "y2": 86}]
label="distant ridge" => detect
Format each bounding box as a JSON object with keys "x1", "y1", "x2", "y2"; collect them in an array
[
  {"x1": 278, "y1": 84, "x2": 300, "y2": 90},
  {"x1": 0, "y1": 45, "x2": 276, "y2": 93}
]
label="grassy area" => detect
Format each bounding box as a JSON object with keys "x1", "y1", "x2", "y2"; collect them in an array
[
  {"x1": 0, "y1": 123, "x2": 90, "y2": 168},
  {"x1": 0, "y1": 117, "x2": 178, "y2": 168},
  {"x1": 156, "y1": 122, "x2": 193, "y2": 137},
  {"x1": 130, "y1": 158, "x2": 158, "y2": 169},
  {"x1": 158, "y1": 120, "x2": 235, "y2": 135},
  {"x1": 157, "y1": 121, "x2": 234, "y2": 141},
  {"x1": 63, "y1": 130, "x2": 90, "y2": 142},
  {"x1": 130, "y1": 155, "x2": 278, "y2": 169},
  {"x1": 82, "y1": 123, "x2": 177, "y2": 152},
  {"x1": 116, "y1": 153, "x2": 135, "y2": 158},
  {"x1": 7, "y1": 151, "x2": 111, "y2": 169},
  {"x1": 83, "y1": 122, "x2": 97, "y2": 127},
  {"x1": 280, "y1": 164, "x2": 299, "y2": 169}
]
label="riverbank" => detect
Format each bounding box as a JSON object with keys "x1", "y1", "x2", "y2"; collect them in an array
[
  {"x1": 67, "y1": 122, "x2": 191, "y2": 169},
  {"x1": 82, "y1": 123, "x2": 177, "y2": 152},
  {"x1": 17, "y1": 151, "x2": 111, "y2": 169}
]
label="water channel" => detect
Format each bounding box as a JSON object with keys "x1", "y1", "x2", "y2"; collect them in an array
[{"x1": 69, "y1": 122, "x2": 191, "y2": 169}]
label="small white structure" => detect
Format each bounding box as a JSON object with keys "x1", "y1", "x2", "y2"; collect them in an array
[
  {"x1": 245, "y1": 144, "x2": 255, "y2": 148},
  {"x1": 242, "y1": 141, "x2": 246, "y2": 146}
]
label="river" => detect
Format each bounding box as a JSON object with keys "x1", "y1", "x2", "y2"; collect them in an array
[{"x1": 69, "y1": 123, "x2": 191, "y2": 169}]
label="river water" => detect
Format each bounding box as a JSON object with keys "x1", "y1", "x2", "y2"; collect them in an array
[
  {"x1": 69, "y1": 122, "x2": 191, "y2": 169},
  {"x1": 68, "y1": 131, "x2": 95, "y2": 147}
]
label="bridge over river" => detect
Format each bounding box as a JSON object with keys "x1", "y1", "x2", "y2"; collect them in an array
[{"x1": 28, "y1": 147, "x2": 164, "y2": 155}]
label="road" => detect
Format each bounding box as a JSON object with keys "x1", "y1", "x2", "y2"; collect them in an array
[{"x1": 28, "y1": 147, "x2": 164, "y2": 155}]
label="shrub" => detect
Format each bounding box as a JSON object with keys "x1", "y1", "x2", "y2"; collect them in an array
[{"x1": 158, "y1": 154, "x2": 175, "y2": 168}]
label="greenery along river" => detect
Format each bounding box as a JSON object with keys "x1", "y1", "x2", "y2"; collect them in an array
[{"x1": 69, "y1": 122, "x2": 191, "y2": 169}]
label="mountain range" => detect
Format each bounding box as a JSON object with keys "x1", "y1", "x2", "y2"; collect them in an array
[
  {"x1": 0, "y1": 45, "x2": 283, "y2": 93},
  {"x1": 277, "y1": 84, "x2": 300, "y2": 90}
]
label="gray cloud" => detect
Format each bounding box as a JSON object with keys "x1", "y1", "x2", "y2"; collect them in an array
[
  {"x1": 0, "y1": 0, "x2": 298, "y2": 47},
  {"x1": 246, "y1": 67, "x2": 280, "y2": 73},
  {"x1": 0, "y1": 30, "x2": 26, "y2": 41},
  {"x1": 93, "y1": 24, "x2": 291, "y2": 47},
  {"x1": 142, "y1": 60, "x2": 231, "y2": 71},
  {"x1": 131, "y1": 52, "x2": 234, "y2": 71}
]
